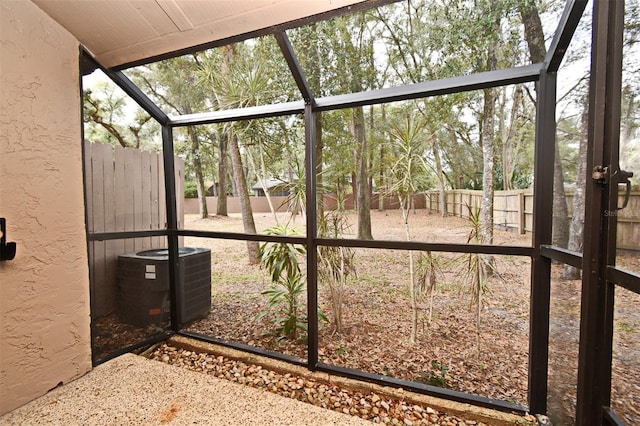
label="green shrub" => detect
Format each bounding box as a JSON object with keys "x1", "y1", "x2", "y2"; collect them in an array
[
  {"x1": 184, "y1": 181, "x2": 198, "y2": 198},
  {"x1": 257, "y1": 224, "x2": 327, "y2": 341}
]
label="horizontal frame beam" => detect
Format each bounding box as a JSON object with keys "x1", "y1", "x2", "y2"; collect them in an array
[
  {"x1": 315, "y1": 362, "x2": 526, "y2": 414},
  {"x1": 183, "y1": 229, "x2": 534, "y2": 256},
  {"x1": 167, "y1": 65, "x2": 542, "y2": 126},
  {"x1": 317, "y1": 238, "x2": 533, "y2": 256},
  {"x1": 88, "y1": 228, "x2": 534, "y2": 258},
  {"x1": 606, "y1": 266, "x2": 640, "y2": 294},
  {"x1": 315, "y1": 64, "x2": 543, "y2": 111},
  {"x1": 88, "y1": 230, "x2": 168, "y2": 241},
  {"x1": 93, "y1": 331, "x2": 173, "y2": 366},
  {"x1": 603, "y1": 407, "x2": 627, "y2": 426},
  {"x1": 169, "y1": 101, "x2": 305, "y2": 127},
  {"x1": 179, "y1": 331, "x2": 306, "y2": 367},
  {"x1": 178, "y1": 229, "x2": 306, "y2": 245},
  {"x1": 541, "y1": 245, "x2": 583, "y2": 269},
  {"x1": 178, "y1": 229, "x2": 533, "y2": 256}
]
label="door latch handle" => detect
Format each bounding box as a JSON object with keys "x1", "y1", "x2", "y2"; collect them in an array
[
  {"x1": 592, "y1": 165, "x2": 610, "y2": 184},
  {"x1": 616, "y1": 169, "x2": 634, "y2": 211}
]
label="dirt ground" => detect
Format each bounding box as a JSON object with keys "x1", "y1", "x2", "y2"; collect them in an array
[
  {"x1": 179, "y1": 209, "x2": 639, "y2": 424},
  {"x1": 92, "y1": 208, "x2": 638, "y2": 423}
]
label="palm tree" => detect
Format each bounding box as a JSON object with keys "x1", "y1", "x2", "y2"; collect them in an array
[{"x1": 389, "y1": 114, "x2": 431, "y2": 343}]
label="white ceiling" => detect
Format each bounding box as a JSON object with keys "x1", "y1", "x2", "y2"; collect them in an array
[{"x1": 32, "y1": 0, "x2": 369, "y2": 69}]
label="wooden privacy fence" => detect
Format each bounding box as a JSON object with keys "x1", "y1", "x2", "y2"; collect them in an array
[
  {"x1": 425, "y1": 189, "x2": 640, "y2": 251},
  {"x1": 183, "y1": 193, "x2": 427, "y2": 215},
  {"x1": 84, "y1": 141, "x2": 185, "y2": 318},
  {"x1": 425, "y1": 189, "x2": 533, "y2": 234}
]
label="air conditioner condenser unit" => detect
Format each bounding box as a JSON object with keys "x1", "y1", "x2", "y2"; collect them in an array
[{"x1": 117, "y1": 247, "x2": 211, "y2": 327}]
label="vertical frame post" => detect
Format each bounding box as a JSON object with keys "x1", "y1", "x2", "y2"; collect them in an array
[
  {"x1": 305, "y1": 104, "x2": 319, "y2": 370},
  {"x1": 576, "y1": 0, "x2": 625, "y2": 423},
  {"x1": 162, "y1": 124, "x2": 183, "y2": 332},
  {"x1": 528, "y1": 69, "x2": 556, "y2": 415}
]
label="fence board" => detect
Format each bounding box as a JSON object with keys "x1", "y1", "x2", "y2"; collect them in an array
[
  {"x1": 132, "y1": 148, "x2": 144, "y2": 252},
  {"x1": 90, "y1": 143, "x2": 108, "y2": 317},
  {"x1": 141, "y1": 151, "x2": 152, "y2": 251},
  {"x1": 113, "y1": 146, "x2": 127, "y2": 267},
  {"x1": 123, "y1": 147, "x2": 136, "y2": 253},
  {"x1": 175, "y1": 157, "x2": 185, "y2": 230},
  {"x1": 617, "y1": 191, "x2": 640, "y2": 251},
  {"x1": 175, "y1": 157, "x2": 185, "y2": 246},
  {"x1": 158, "y1": 154, "x2": 167, "y2": 236},
  {"x1": 423, "y1": 189, "x2": 639, "y2": 252},
  {"x1": 102, "y1": 144, "x2": 118, "y2": 316},
  {"x1": 114, "y1": 146, "x2": 127, "y2": 234},
  {"x1": 84, "y1": 140, "x2": 94, "y2": 233},
  {"x1": 85, "y1": 142, "x2": 184, "y2": 317},
  {"x1": 84, "y1": 141, "x2": 96, "y2": 316},
  {"x1": 150, "y1": 151, "x2": 162, "y2": 248}
]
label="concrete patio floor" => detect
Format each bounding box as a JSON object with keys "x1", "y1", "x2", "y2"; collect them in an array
[{"x1": 0, "y1": 353, "x2": 371, "y2": 425}]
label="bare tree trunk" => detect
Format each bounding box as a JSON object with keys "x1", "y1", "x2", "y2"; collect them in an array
[
  {"x1": 229, "y1": 131, "x2": 259, "y2": 264},
  {"x1": 552, "y1": 144, "x2": 570, "y2": 248},
  {"x1": 187, "y1": 126, "x2": 208, "y2": 219},
  {"x1": 229, "y1": 166, "x2": 239, "y2": 197},
  {"x1": 352, "y1": 106, "x2": 373, "y2": 240},
  {"x1": 399, "y1": 196, "x2": 418, "y2": 344},
  {"x1": 368, "y1": 105, "x2": 376, "y2": 214},
  {"x1": 564, "y1": 103, "x2": 589, "y2": 278},
  {"x1": 216, "y1": 131, "x2": 228, "y2": 216},
  {"x1": 377, "y1": 106, "x2": 386, "y2": 212},
  {"x1": 328, "y1": 245, "x2": 346, "y2": 334},
  {"x1": 481, "y1": 87, "x2": 496, "y2": 245},
  {"x1": 479, "y1": 3, "x2": 500, "y2": 284},
  {"x1": 432, "y1": 131, "x2": 448, "y2": 217},
  {"x1": 502, "y1": 86, "x2": 524, "y2": 191},
  {"x1": 316, "y1": 112, "x2": 324, "y2": 219},
  {"x1": 378, "y1": 139, "x2": 385, "y2": 211},
  {"x1": 520, "y1": 1, "x2": 570, "y2": 247},
  {"x1": 299, "y1": 23, "x2": 324, "y2": 220},
  {"x1": 246, "y1": 146, "x2": 279, "y2": 225}
]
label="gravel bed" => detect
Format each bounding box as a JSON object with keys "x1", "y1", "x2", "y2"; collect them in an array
[{"x1": 147, "y1": 342, "x2": 537, "y2": 425}]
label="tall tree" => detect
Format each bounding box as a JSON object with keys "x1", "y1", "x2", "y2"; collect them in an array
[
  {"x1": 563, "y1": 0, "x2": 640, "y2": 277},
  {"x1": 291, "y1": 23, "x2": 326, "y2": 219},
  {"x1": 519, "y1": 0, "x2": 570, "y2": 248},
  {"x1": 130, "y1": 56, "x2": 211, "y2": 218},
  {"x1": 186, "y1": 124, "x2": 209, "y2": 219},
  {"x1": 214, "y1": 128, "x2": 229, "y2": 216},
  {"x1": 476, "y1": 0, "x2": 502, "y2": 246},
  {"x1": 218, "y1": 44, "x2": 260, "y2": 263},
  {"x1": 497, "y1": 85, "x2": 534, "y2": 191},
  {"x1": 389, "y1": 113, "x2": 429, "y2": 343},
  {"x1": 83, "y1": 84, "x2": 154, "y2": 149},
  {"x1": 563, "y1": 100, "x2": 589, "y2": 279},
  {"x1": 375, "y1": 1, "x2": 448, "y2": 215},
  {"x1": 336, "y1": 17, "x2": 374, "y2": 239}
]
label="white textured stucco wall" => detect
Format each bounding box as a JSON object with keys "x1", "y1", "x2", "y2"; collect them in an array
[{"x1": 0, "y1": 0, "x2": 91, "y2": 414}]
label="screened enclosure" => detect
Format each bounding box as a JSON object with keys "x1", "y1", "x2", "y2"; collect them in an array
[{"x1": 82, "y1": 0, "x2": 640, "y2": 424}]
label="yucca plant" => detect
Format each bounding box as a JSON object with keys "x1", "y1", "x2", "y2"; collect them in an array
[
  {"x1": 388, "y1": 114, "x2": 429, "y2": 344},
  {"x1": 317, "y1": 209, "x2": 356, "y2": 335},
  {"x1": 464, "y1": 203, "x2": 490, "y2": 350},
  {"x1": 259, "y1": 274, "x2": 307, "y2": 339},
  {"x1": 257, "y1": 225, "x2": 327, "y2": 340},
  {"x1": 415, "y1": 250, "x2": 443, "y2": 326},
  {"x1": 279, "y1": 158, "x2": 306, "y2": 224}
]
